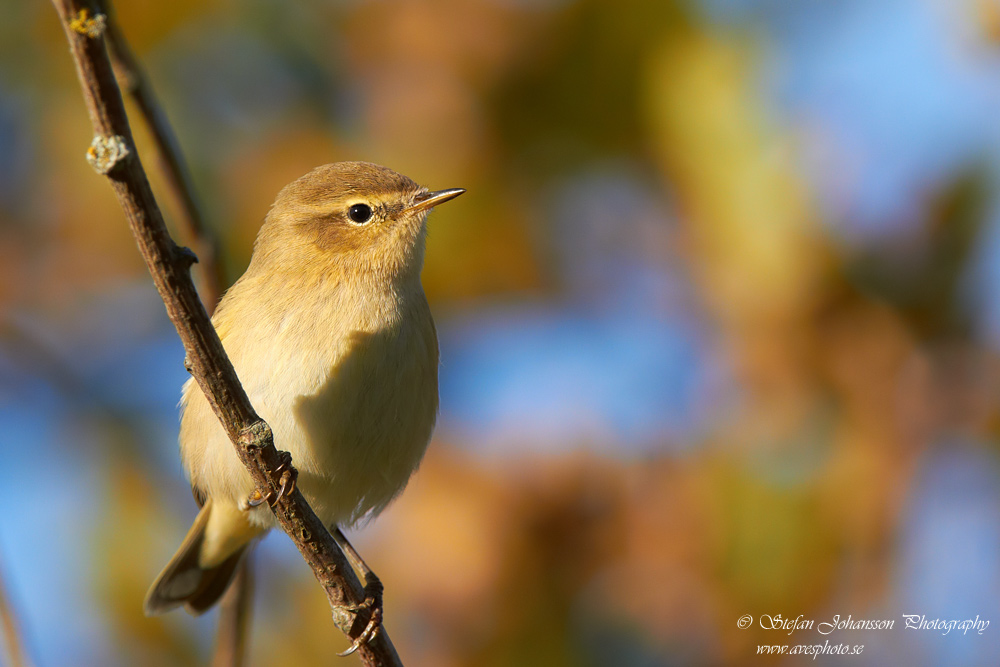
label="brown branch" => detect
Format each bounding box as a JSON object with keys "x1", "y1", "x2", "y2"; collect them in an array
[
  {"x1": 0, "y1": 551, "x2": 33, "y2": 667},
  {"x1": 88, "y1": 2, "x2": 255, "y2": 659},
  {"x1": 94, "y1": 0, "x2": 225, "y2": 309},
  {"x1": 50, "y1": 3, "x2": 402, "y2": 665},
  {"x1": 211, "y1": 558, "x2": 253, "y2": 667}
]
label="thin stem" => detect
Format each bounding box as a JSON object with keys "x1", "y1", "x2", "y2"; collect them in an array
[
  {"x1": 211, "y1": 557, "x2": 253, "y2": 667},
  {"x1": 95, "y1": 0, "x2": 225, "y2": 309},
  {"x1": 0, "y1": 550, "x2": 33, "y2": 667},
  {"x1": 90, "y1": 2, "x2": 254, "y2": 658}
]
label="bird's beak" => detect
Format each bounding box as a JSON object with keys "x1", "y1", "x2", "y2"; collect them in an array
[{"x1": 406, "y1": 188, "x2": 466, "y2": 215}]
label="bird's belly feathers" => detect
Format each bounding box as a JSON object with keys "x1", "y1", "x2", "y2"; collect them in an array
[{"x1": 180, "y1": 291, "x2": 438, "y2": 529}]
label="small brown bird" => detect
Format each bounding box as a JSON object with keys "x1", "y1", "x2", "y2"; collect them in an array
[{"x1": 145, "y1": 161, "x2": 463, "y2": 615}]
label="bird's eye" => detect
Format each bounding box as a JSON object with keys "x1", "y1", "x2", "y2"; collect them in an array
[{"x1": 348, "y1": 203, "x2": 373, "y2": 224}]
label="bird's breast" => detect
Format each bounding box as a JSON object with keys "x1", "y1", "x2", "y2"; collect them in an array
[{"x1": 227, "y1": 281, "x2": 439, "y2": 524}]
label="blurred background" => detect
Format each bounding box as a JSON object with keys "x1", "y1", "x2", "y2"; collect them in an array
[{"x1": 2, "y1": 0, "x2": 1000, "y2": 665}]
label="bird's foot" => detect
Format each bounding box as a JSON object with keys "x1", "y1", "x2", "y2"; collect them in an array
[
  {"x1": 247, "y1": 451, "x2": 297, "y2": 508},
  {"x1": 338, "y1": 571, "x2": 384, "y2": 657},
  {"x1": 332, "y1": 526, "x2": 385, "y2": 656}
]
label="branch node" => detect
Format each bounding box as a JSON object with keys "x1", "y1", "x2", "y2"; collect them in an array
[
  {"x1": 175, "y1": 245, "x2": 199, "y2": 267},
  {"x1": 86, "y1": 134, "x2": 129, "y2": 174},
  {"x1": 69, "y1": 9, "x2": 106, "y2": 38},
  {"x1": 238, "y1": 421, "x2": 272, "y2": 452}
]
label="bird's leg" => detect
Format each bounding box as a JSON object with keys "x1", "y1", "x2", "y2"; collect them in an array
[
  {"x1": 246, "y1": 451, "x2": 298, "y2": 508},
  {"x1": 333, "y1": 526, "x2": 384, "y2": 657}
]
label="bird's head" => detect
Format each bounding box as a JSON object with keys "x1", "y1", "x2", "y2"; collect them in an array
[{"x1": 251, "y1": 161, "x2": 464, "y2": 285}]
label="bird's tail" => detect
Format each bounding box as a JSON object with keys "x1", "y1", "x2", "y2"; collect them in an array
[{"x1": 144, "y1": 499, "x2": 258, "y2": 616}]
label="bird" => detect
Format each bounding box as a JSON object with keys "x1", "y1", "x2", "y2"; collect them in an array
[{"x1": 144, "y1": 161, "x2": 463, "y2": 616}]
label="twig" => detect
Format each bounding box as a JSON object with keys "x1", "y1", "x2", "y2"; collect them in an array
[
  {"x1": 50, "y1": 3, "x2": 402, "y2": 665},
  {"x1": 89, "y1": 2, "x2": 254, "y2": 660},
  {"x1": 211, "y1": 558, "x2": 253, "y2": 667},
  {"x1": 94, "y1": 0, "x2": 225, "y2": 309},
  {"x1": 0, "y1": 550, "x2": 33, "y2": 667},
  {"x1": 211, "y1": 552, "x2": 253, "y2": 667}
]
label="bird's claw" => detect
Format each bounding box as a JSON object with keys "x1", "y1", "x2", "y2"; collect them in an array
[
  {"x1": 246, "y1": 452, "x2": 298, "y2": 508},
  {"x1": 337, "y1": 573, "x2": 384, "y2": 657}
]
